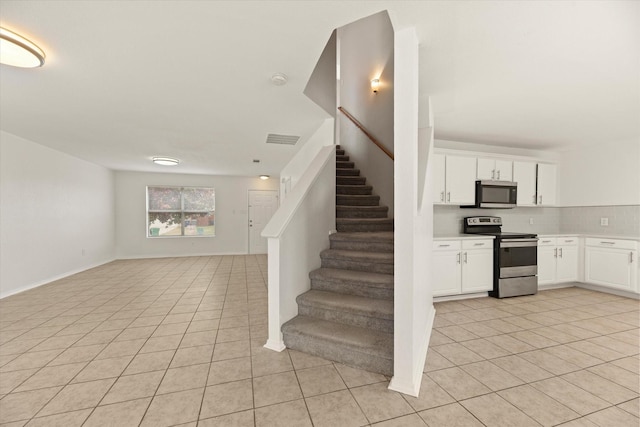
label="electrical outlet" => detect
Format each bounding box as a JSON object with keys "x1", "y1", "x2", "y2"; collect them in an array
[
  {"x1": 529, "y1": 218, "x2": 534, "y2": 225},
  {"x1": 600, "y1": 217, "x2": 609, "y2": 226}
]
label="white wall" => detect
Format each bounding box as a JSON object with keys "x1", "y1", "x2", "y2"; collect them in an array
[
  {"x1": 115, "y1": 171, "x2": 277, "y2": 258},
  {"x1": 0, "y1": 131, "x2": 115, "y2": 298},
  {"x1": 338, "y1": 10, "x2": 395, "y2": 216},
  {"x1": 559, "y1": 139, "x2": 640, "y2": 206}
]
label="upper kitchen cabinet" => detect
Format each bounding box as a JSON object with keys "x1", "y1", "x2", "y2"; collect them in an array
[
  {"x1": 433, "y1": 154, "x2": 476, "y2": 205},
  {"x1": 477, "y1": 157, "x2": 513, "y2": 181},
  {"x1": 537, "y1": 163, "x2": 557, "y2": 206},
  {"x1": 513, "y1": 161, "x2": 537, "y2": 206}
]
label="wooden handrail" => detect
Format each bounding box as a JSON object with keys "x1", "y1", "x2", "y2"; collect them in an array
[{"x1": 338, "y1": 106, "x2": 394, "y2": 160}]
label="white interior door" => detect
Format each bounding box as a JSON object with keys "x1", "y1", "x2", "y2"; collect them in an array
[{"x1": 248, "y1": 190, "x2": 278, "y2": 254}]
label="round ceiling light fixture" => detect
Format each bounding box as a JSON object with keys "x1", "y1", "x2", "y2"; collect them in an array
[
  {"x1": 271, "y1": 73, "x2": 288, "y2": 86},
  {"x1": 152, "y1": 156, "x2": 180, "y2": 166},
  {"x1": 0, "y1": 27, "x2": 46, "y2": 68},
  {"x1": 259, "y1": 175, "x2": 270, "y2": 180}
]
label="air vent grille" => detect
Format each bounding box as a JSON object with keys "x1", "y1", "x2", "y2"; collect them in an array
[{"x1": 266, "y1": 134, "x2": 300, "y2": 145}]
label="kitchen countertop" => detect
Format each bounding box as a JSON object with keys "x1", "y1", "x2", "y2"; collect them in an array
[
  {"x1": 538, "y1": 234, "x2": 640, "y2": 242},
  {"x1": 434, "y1": 234, "x2": 495, "y2": 241}
]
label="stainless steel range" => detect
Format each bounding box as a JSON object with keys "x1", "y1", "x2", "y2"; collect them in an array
[{"x1": 464, "y1": 216, "x2": 538, "y2": 298}]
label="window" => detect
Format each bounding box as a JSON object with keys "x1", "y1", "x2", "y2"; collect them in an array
[{"x1": 147, "y1": 186, "x2": 215, "y2": 237}]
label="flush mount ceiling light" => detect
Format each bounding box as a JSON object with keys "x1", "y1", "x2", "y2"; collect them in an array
[
  {"x1": 259, "y1": 175, "x2": 270, "y2": 180},
  {"x1": 0, "y1": 27, "x2": 46, "y2": 68},
  {"x1": 152, "y1": 156, "x2": 180, "y2": 166},
  {"x1": 271, "y1": 73, "x2": 288, "y2": 86}
]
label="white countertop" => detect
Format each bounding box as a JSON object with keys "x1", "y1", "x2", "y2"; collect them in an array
[
  {"x1": 434, "y1": 234, "x2": 495, "y2": 241},
  {"x1": 538, "y1": 234, "x2": 640, "y2": 242}
]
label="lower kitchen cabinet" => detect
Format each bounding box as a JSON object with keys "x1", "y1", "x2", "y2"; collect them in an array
[
  {"x1": 585, "y1": 238, "x2": 638, "y2": 293},
  {"x1": 538, "y1": 236, "x2": 578, "y2": 285},
  {"x1": 433, "y1": 238, "x2": 493, "y2": 297}
]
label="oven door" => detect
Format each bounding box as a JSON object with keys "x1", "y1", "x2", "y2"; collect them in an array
[{"x1": 499, "y1": 238, "x2": 538, "y2": 278}]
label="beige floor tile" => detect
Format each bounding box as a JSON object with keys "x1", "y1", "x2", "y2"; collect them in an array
[
  {"x1": 128, "y1": 315, "x2": 164, "y2": 328},
  {"x1": 216, "y1": 326, "x2": 250, "y2": 343},
  {"x1": 306, "y1": 389, "x2": 368, "y2": 427},
  {"x1": 152, "y1": 322, "x2": 190, "y2": 338},
  {"x1": 212, "y1": 340, "x2": 250, "y2": 361},
  {"x1": 567, "y1": 341, "x2": 626, "y2": 362},
  {"x1": 350, "y1": 382, "x2": 414, "y2": 424},
  {"x1": 402, "y1": 374, "x2": 455, "y2": 412},
  {"x1": 0, "y1": 369, "x2": 39, "y2": 394},
  {"x1": 587, "y1": 335, "x2": 639, "y2": 357},
  {"x1": 530, "y1": 376, "x2": 609, "y2": 415},
  {"x1": 37, "y1": 378, "x2": 115, "y2": 416},
  {"x1": 498, "y1": 384, "x2": 581, "y2": 426},
  {"x1": 84, "y1": 398, "x2": 151, "y2": 427},
  {"x1": 436, "y1": 325, "x2": 480, "y2": 342},
  {"x1": 288, "y1": 349, "x2": 332, "y2": 370},
  {"x1": 47, "y1": 344, "x2": 105, "y2": 366},
  {"x1": 617, "y1": 397, "x2": 639, "y2": 417},
  {"x1": 29, "y1": 334, "x2": 84, "y2": 352},
  {"x1": 585, "y1": 406, "x2": 640, "y2": 427},
  {"x1": 460, "y1": 338, "x2": 511, "y2": 360},
  {"x1": 296, "y1": 364, "x2": 346, "y2": 397},
  {"x1": 250, "y1": 349, "x2": 293, "y2": 377},
  {"x1": 485, "y1": 334, "x2": 536, "y2": 354},
  {"x1": 198, "y1": 410, "x2": 255, "y2": 427},
  {"x1": 372, "y1": 413, "x2": 427, "y2": 426},
  {"x1": 418, "y1": 402, "x2": 484, "y2": 427},
  {"x1": 555, "y1": 418, "x2": 599, "y2": 427},
  {"x1": 180, "y1": 331, "x2": 216, "y2": 348},
  {"x1": 460, "y1": 393, "x2": 540, "y2": 427},
  {"x1": 519, "y1": 349, "x2": 581, "y2": 375},
  {"x1": 428, "y1": 330, "x2": 455, "y2": 346},
  {"x1": 254, "y1": 399, "x2": 312, "y2": 427},
  {"x1": 431, "y1": 343, "x2": 484, "y2": 365},
  {"x1": 123, "y1": 350, "x2": 175, "y2": 375},
  {"x1": 14, "y1": 362, "x2": 86, "y2": 392},
  {"x1": 157, "y1": 363, "x2": 209, "y2": 394},
  {"x1": 0, "y1": 349, "x2": 64, "y2": 372},
  {"x1": 207, "y1": 357, "x2": 252, "y2": 385},
  {"x1": 101, "y1": 370, "x2": 164, "y2": 404},
  {"x1": 113, "y1": 326, "x2": 156, "y2": 342},
  {"x1": 170, "y1": 345, "x2": 214, "y2": 368},
  {"x1": 200, "y1": 379, "x2": 253, "y2": 419},
  {"x1": 562, "y1": 370, "x2": 639, "y2": 405},
  {"x1": 72, "y1": 356, "x2": 133, "y2": 383},
  {"x1": 139, "y1": 334, "x2": 183, "y2": 354},
  {"x1": 423, "y1": 348, "x2": 455, "y2": 372},
  {"x1": 25, "y1": 408, "x2": 92, "y2": 426},
  {"x1": 0, "y1": 386, "x2": 61, "y2": 422},
  {"x1": 140, "y1": 388, "x2": 204, "y2": 427},
  {"x1": 509, "y1": 330, "x2": 560, "y2": 349},
  {"x1": 461, "y1": 360, "x2": 524, "y2": 391},
  {"x1": 588, "y1": 363, "x2": 640, "y2": 392},
  {"x1": 612, "y1": 356, "x2": 640, "y2": 375},
  {"x1": 253, "y1": 371, "x2": 302, "y2": 408},
  {"x1": 543, "y1": 344, "x2": 604, "y2": 368},
  {"x1": 492, "y1": 354, "x2": 554, "y2": 383},
  {"x1": 334, "y1": 363, "x2": 387, "y2": 388},
  {"x1": 72, "y1": 330, "x2": 120, "y2": 347},
  {"x1": 549, "y1": 324, "x2": 600, "y2": 340},
  {"x1": 427, "y1": 367, "x2": 491, "y2": 401}
]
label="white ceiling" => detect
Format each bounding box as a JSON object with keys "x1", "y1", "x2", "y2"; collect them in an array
[{"x1": 1, "y1": 1, "x2": 638, "y2": 176}]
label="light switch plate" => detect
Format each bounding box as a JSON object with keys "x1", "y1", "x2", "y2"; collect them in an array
[{"x1": 600, "y1": 217, "x2": 609, "y2": 226}]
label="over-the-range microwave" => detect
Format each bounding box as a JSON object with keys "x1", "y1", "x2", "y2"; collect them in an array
[{"x1": 462, "y1": 180, "x2": 518, "y2": 209}]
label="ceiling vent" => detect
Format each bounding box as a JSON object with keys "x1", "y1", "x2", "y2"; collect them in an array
[{"x1": 266, "y1": 134, "x2": 299, "y2": 145}]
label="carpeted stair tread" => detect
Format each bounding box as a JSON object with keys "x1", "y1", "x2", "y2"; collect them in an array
[
  {"x1": 336, "y1": 168, "x2": 360, "y2": 176},
  {"x1": 337, "y1": 176, "x2": 367, "y2": 185},
  {"x1": 336, "y1": 195, "x2": 380, "y2": 206},
  {"x1": 330, "y1": 231, "x2": 394, "y2": 244},
  {"x1": 336, "y1": 161, "x2": 355, "y2": 169},
  {"x1": 282, "y1": 315, "x2": 393, "y2": 360},
  {"x1": 336, "y1": 185, "x2": 373, "y2": 195},
  {"x1": 336, "y1": 218, "x2": 394, "y2": 232},
  {"x1": 321, "y1": 248, "x2": 393, "y2": 264},
  {"x1": 297, "y1": 290, "x2": 393, "y2": 320},
  {"x1": 310, "y1": 267, "x2": 393, "y2": 288},
  {"x1": 336, "y1": 155, "x2": 350, "y2": 162},
  {"x1": 336, "y1": 205, "x2": 388, "y2": 218}
]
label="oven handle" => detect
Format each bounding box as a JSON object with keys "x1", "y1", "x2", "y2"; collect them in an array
[{"x1": 500, "y1": 239, "x2": 538, "y2": 248}]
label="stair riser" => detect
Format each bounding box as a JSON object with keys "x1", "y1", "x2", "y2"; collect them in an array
[
  {"x1": 336, "y1": 168, "x2": 360, "y2": 176},
  {"x1": 336, "y1": 186, "x2": 373, "y2": 195},
  {"x1": 298, "y1": 305, "x2": 393, "y2": 334},
  {"x1": 336, "y1": 149, "x2": 345, "y2": 155},
  {"x1": 336, "y1": 208, "x2": 388, "y2": 219},
  {"x1": 283, "y1": 332, "x2": 393, "y2": 376},
  {"x1": 329, "y1": 240, "x2": 394, "y2": 253},
  {"x1": 336, "y1": 196, "x2": 380, "y2": 206},
  {"x1": 336, "y1": 177, "x2": 366, "y2": 186},
  {"x1": 321, "y1": 257, "x2": 394, "y2": 274},
  {"x1": 336, "y1": 161, "x2": 354, "y2": 169},
  {"x1": 336, "y1": 222, "x2": 394, "y2": 232},
  {"x1": 336, "y1": 155, "x2": 349, "y2": 162},
  {"x1": 311, "y1": 279, "x2": 394, "y2": 300}
]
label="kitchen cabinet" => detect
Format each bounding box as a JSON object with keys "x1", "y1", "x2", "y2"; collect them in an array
[
  {"x1": 477, "y1": 158, "x2": 513, "y2": 181},
  {"x1": 433, "y1": 238, "x2": 493, "y2": 297},
  {"x1": 433, "y1": 154, "x2": 476, "y2": 205},
  {"x1": 538, "y1": 237, "x2": 578, "y2": 285},
  {"x1": 537, "y1": 163, "x2": 557, "y2": 206},
  {"x1": 512, "y1": 161, "x2": 537, "y2": 206},
  {"x1": 585, "y1": 238, "x2": 638, "y2": 293}
]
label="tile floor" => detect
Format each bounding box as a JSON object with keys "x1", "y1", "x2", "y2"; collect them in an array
[{"x1": 0, "y1": 255, "x2": 638, "y2": 426}]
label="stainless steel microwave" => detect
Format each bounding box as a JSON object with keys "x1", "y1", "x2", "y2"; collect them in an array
[{"x1": 463, "y1": 180, "x2": 518, "y2": 209}]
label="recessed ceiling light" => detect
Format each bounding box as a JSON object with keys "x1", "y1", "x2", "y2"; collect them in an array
[
  {"x1": 259, "y1": 175, "x2": 270, "y2": 180},
  {"x1": 0, "y1": 27, "x2": 45, "y2": 68},
  {"x1": 271, "y1": 73, "x2": 288, "y2": 86},
  {"x1": 152, "y1": 157, "x2": 180, "y2": 166}
]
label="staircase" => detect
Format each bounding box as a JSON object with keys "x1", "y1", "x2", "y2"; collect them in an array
[{"x1": 281, "y1": 146, "x2": 394, "y2": 375}]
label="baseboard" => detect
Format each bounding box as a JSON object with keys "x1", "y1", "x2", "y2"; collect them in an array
[
  {"x1": 264, "y1": 339, "x2": 286, "y2": 352},
  {"x1": 117, "y1": 251, "x2": 250, "y2": 260},
  {"x1": 575, "y1": 282, "x2": 640, "y2": 300},
  {"x1": 433, "y1": 291, "x2": 489, "y2": 303},
  {"x1": 388, "y1": 305, "x2": 436, "y2": 397},
  {"x1": 0, "y1": 258, "x2": 116, "y2": 300}
]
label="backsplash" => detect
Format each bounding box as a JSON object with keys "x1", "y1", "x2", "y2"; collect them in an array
[
  {"x1": 434, "y1": 205, "x2": 640, "y2": 238},
  {"x1": 559, "y1": 205, "x2": 640, "y2": 238}
]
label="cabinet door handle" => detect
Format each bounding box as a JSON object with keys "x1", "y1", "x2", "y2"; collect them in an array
[
  {"x1": 438, "y1": 244, "x2": 450, "y2": 248},
  {"x1": 554, "y1": 248, "x2": 557, "y2": 258},
  {"x1": 497, "y1": 170, "x2": 501, "y2": 180},
  {"x1": 565, "y1": 240, "x2": 574, "y2": 243},
  {"x1": 447, "y1": 192, "x2": 451, "y2": 202},
  {"x1": 464, "y1": 252, "x2": 468, "y2": 263},
  {"x1": 542, "y1": 240, "x2": 552, "y2": 243},
  {"x1": 600, "y1": 241, "x2": 615, "y2": 245},
  {"x1": 440, "y1": 191, "x2": 445, "y2": 202},
  {"x1": 559, "y1": 248, "x2": 563, "y2": 258},
  {"x1": 474, "y1": 243, "x2": 484, "y2": 246},
  {"x1": 456, "y1": 253, "x2": 461, "y2": 264},
  {"x1": 631, "y1": 252, "x2": 634, "y2": 263}
]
